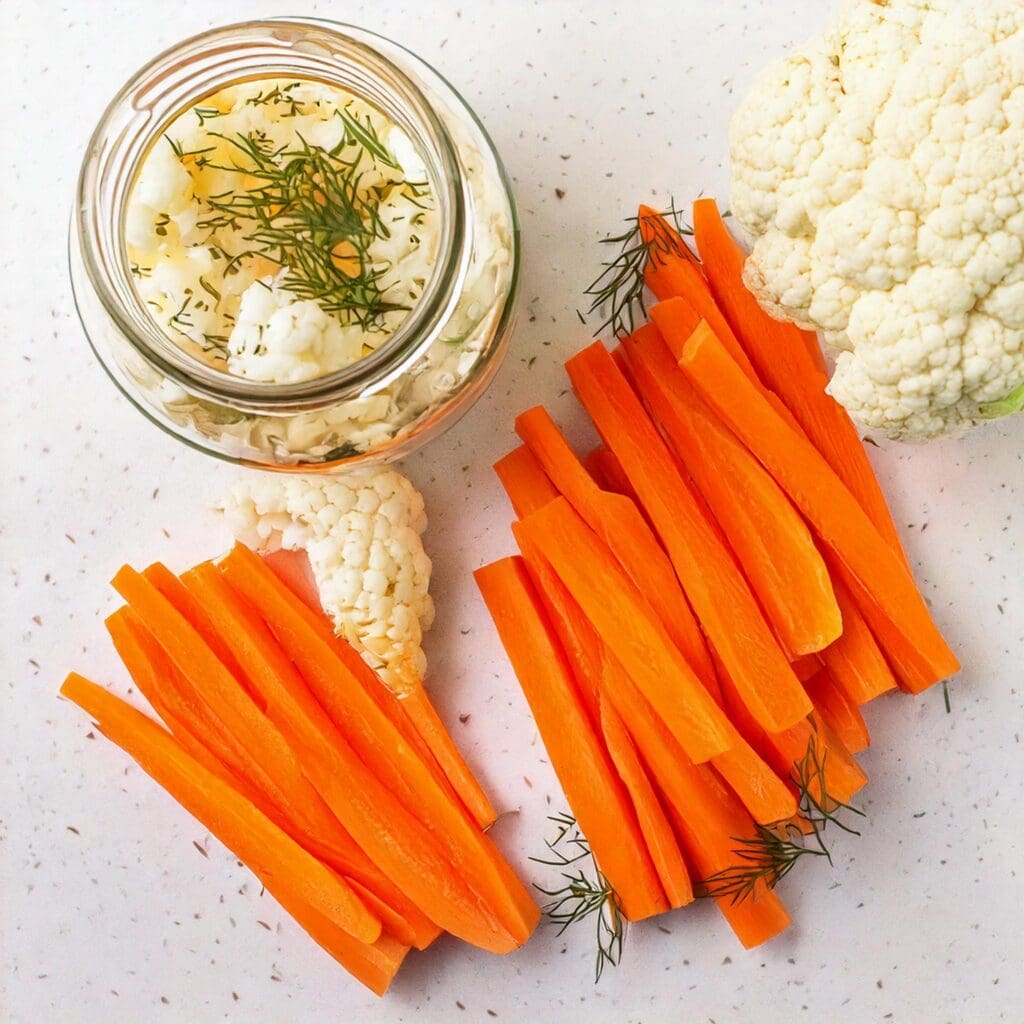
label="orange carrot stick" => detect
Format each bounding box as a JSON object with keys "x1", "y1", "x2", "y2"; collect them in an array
[
  {"x1": 493, "y1": 476, "x2": 693, "y2": 905},
  {"x1": 803, "y1": 672, "x2": 871, "y2": 756},
  {"x1": 262, "y1": 549, "x2": 497, "y2": 832},
  {"x1": 518, "y1": 498, "x2": 735, "y2": 763},
  {"x1": 638, "y1": 205, "x2": 762, "y2": 385},
  {"x1": 117, "y1": 564, "x2": 510, "y2": 952},
  {"x1": 256, "y1": 552, "x2": 493, "y2": 829},
  {"x1": 515, "y1": 406, "x2": 719, "y2": 699},
  {"x1": 818, "y1": 567, "x2": 898, "y2": 705},
  {"x1": 715, "y1": 658, "x2": 867, "y2": 807},
  {"x1": 107, "y1": 602, "x2": 439, "y2": 951},
  {"x1": 623, "y1": 318, "x2": 841, "y2": 657},
  {"x1": 475, "y1": 557, "x2": 668, "y2": 921},
  {"x1": 597, "y1": 690, "x2": 694, "y2": 909},
  {"x1": 678, "y1": 327, "x2": 960, "y2": 693},
  {"x1": 271, "y1": 890, "x2": 409, "y2": 997},
  {"x1": 494, "y1": 444, "x2": 560, "y2": 518},
  {"x1": 60, "y1": 672, "x2": 381, "y2": 944},
  {"x1": 691, "y1": 198, "x2": 908, "y2": 565},
  {"x1": 599, "y1": 667, "x2": 790, "y2": 947},
  {"x1": 215, "y1": 546, "x2": 537, "y2": 949},
  {"x1": 566, "y1": 342, "x2": 812, "y2": 732}
]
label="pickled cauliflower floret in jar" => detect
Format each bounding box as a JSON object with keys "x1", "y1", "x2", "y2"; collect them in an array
[{"x1": 126, "y1": 78, "x2": 441, "y2": 382}]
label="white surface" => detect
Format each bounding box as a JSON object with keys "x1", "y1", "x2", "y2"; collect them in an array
[{"x1": 1, "y1": 2, "x2": 1021, "y2": 1022}]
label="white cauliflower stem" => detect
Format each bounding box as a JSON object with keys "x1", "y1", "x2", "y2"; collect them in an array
[
  {"x1": 218, "y1": 469, "x2": 435, "y2": 687},
  {"x1": 730, "y1": 0, "x2": 1024, "y2": 440}
]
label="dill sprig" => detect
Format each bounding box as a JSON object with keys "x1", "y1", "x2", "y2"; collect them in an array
[
  {"x1": 530, "y1": 813, "x2": 624, "y2": 982},
  {"x1": 583, "y1": 200, "x2": 692, "y2": 337},
  {"x1": 198, "y1": 118, "x2": 409, "y2": 332},
  {"x1": 700, "y1": 732, "x2": 865, "y2": 904}
]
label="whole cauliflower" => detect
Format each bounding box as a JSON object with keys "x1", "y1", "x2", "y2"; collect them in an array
[
  {"x1": 218, "y1": 469, "x2": 435, "y2": 687},
  {"x1": 730, "y1": 0, "x2": 1024, "y2": 440}
]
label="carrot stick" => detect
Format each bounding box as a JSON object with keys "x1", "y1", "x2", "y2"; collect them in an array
[
  {"x1": 803, "y1": 672, "x2": 871, "y2": 756},
  {"x1": 599, "y1": 667, "x2": 790, "y2": 947},
  {"x1": 255, "y1": 553, "x2": 488, "y2": 828},
  {"x1": 678, "y1": 327, "x2": 960, "y2": 693},
  {"x1": 261, "y1": 548, "x2": 497, "y2": 831},
  {"x1": 475, "y1": 557, "x2": 668, "y2": 921},
  {"x1": 508, "y1": 482, "x2": 790, "y2": 828},
  {"x1": 584, "y1": 446, "x2": 632, "y2": 499},
  {"x1": 515, "y1": 406, "x2": 720, "y2": 699},
  {"x1": 494, "y1": 480, "x2": 693, "y2": 904},
  {"x1": 638, "y1": 206, "x2": 762, "y2": 386},
  {"x1": 518, "y1": 498, "x2": 734, "y2": 763},
  {"x1": 106, "y1": 608, "x2": 264, "y2": 797},
  {"x1": 691, "y1": 197, "x2": 909, "y2": 566},
  {"x1": 215, "y1": 546, "x2": 537, "y2": 949},
  {"x1": 716, "y1": 661, "x2": 868, "y2": 807},
  {"x1": 494, "y1": 444, "x2": 560, "y2": 518},
  {"x1": 117, "y1": 564, "x2": 509, "y2": 952},
  {"x1": 818, "y1": 567, "x2": 898, "y2": 705},
  {"x1": 270, "y1": 889, "x2": 409, "y2": 997},
  {"x1": 597, "y1": 691, "x2": 694, "y2": 908},
  {"x1": 566, "y1": 342, "x2": 812, "y2": 732},
  {"x1": 623, "y1": 318, "x2": 842, "y2": 657},
  {"x1": 60, "y1": 672, "x2": 381, "y2": 944}
]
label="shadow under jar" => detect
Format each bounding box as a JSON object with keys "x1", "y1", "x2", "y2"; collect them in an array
[{"x1": 71, "y1": 19, "x2": 520, "y2": 470}]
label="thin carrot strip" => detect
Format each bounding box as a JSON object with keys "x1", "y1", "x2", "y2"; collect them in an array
[
  {"x1": 803, "y1": 672, "x2": 871, "y2": 756},
  {"x1": 716, "y1": 661, "x2": 868, "y2": 807},
  {"x1": 678, "y1": 327, "x2": 960, "y2": 693},
  {"x1": 495, "y1": 480, "x2": 692, "y2": 904},
  {"x1": 257, "y1": 552, "x2": 483, "y2": 826},
  {"x1": 107, "y1": 608, "x2": 265, "y2": 798},
  {"x1": 60, "y1": 672, "x2": 381, "y2": 944},
  {"x1": 518, "y1": 498, "x2": 734, "y2": 763},
  {"x1": 598, "y1": 691, "x2": 694, "y2": 908},
  {"x1": 819, "y1": 566, "x2": 898, "y2": 705},
  {"x1": 691, "y1": 197, "x2": 909, "y2": 566},
  {"x1": 601, "y1": 668, "x2": 790, "y2": 947},
  {"x1": 566, "y1": 342, "x2": 811, "y2": 732},
  {"x1": 494, "y1": 444, "x2": 559, "y2": 518},
  {"x1": 262, "y1": 550, "x2": 496, "y2": 832},
  {"x1": 624, "y1": 317, "x2": 841, "y2": 657},
  {"x1": 475, "y1": 557, "x2": 668, "y2": 922},
  {"x1": 515, "y1": 405, "x2": 719, "y2": 700},
  {"x1": 271, "y1": 891, "x2": 409, "y2": 997},
  {"x1": 216, "y1": 546, "x2": 537, "y2": 948},
  {"x1": 638, "y1": 205, "x2": 762, "y2": 385},
  {"x1": 117, "y1": 564, "x2": 507, "y2": 952}
]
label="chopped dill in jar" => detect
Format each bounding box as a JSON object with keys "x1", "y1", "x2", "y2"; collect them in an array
[{"x1": 125, "y1": 78, "x2": 440, "y2": 384}]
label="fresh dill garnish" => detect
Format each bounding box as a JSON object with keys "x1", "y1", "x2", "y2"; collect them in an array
[
  {"x1": 530, "y1": 813, "x2": 624, "y2": 983},
  {"x1": 700, "y1": 732, "x2": 865, "y2": 904},
  {"x1": 942, "y1": 680, "x2": 952, "y2": 714},
  {"x1": 200, "y1": 126, "x2": 409, "y2": 331},
  {"x1": 584, "y1": 200, "x2": 692, "y2": 337}
]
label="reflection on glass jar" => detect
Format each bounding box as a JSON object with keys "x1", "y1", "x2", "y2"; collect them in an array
[{"x1": 71, "y1": 19, "x2": 519, "y2": 470}]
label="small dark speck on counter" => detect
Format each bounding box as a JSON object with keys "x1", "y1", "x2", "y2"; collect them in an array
[
  {"x1": 555, "y1": 188, "x2": 565, "y2": 199},
  {"x1": 459, "y1": 714, "x2": 470, "y2": 725},
  {"x1": 456, "y1": 1002, "x2": 465, "y2": 1011}
]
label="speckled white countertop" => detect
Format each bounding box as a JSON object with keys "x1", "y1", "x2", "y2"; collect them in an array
[{"x1": 2, "y1": 2, "x2": 1022, "y2": 1021}]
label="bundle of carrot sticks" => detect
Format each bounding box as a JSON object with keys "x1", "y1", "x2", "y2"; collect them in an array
[
  {"x1": 60, "y1": 543, "x2": 539, "y2": 995},
  {"x1": 477, "y1": 199, "x2": 959, "y2": 951}
]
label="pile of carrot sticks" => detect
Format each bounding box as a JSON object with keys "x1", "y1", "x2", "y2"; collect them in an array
[
  {"x1": 61, "y1": 543, "x2": 538, "y2": 995},
  {"x1": 477, "y1": 199, "x2": 959, "y2": 949}
]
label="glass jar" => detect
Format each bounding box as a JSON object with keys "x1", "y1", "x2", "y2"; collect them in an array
[{"x1": 70, "y1": 19, "x2": 520, "y2": 470}]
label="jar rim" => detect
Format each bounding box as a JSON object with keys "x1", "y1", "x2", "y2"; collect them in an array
[{"x1": 75, "y1": 18, "x2": 471, "y2": 412}]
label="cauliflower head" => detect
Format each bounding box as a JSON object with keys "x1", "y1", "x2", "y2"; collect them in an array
[
  {"x1": 219, "y1": 468, "x2": 435, "y2": 687},
  {"x1": 730, "y1": 0, "x2": 1024, "y2": 440}
]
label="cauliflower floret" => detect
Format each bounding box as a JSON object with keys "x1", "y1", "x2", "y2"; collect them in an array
[
  {"x1": 730, "y1": 0, "x2": 1024, "y2": 439},
  {"x1": 227, "y1": 277, "x2": 367, "y2": 383},
  {"x1": 218, "y1": 469, "x2": 434, "y2": 688}
]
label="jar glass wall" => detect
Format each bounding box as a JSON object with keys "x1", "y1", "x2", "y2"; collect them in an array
[{"x1": 71, "y1": 19, "x2": 519, "y2": 470}]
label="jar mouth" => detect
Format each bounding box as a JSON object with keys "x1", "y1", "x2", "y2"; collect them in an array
[{"x1": 76, "y1": 18, "x2": 469, "y2": 412}]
